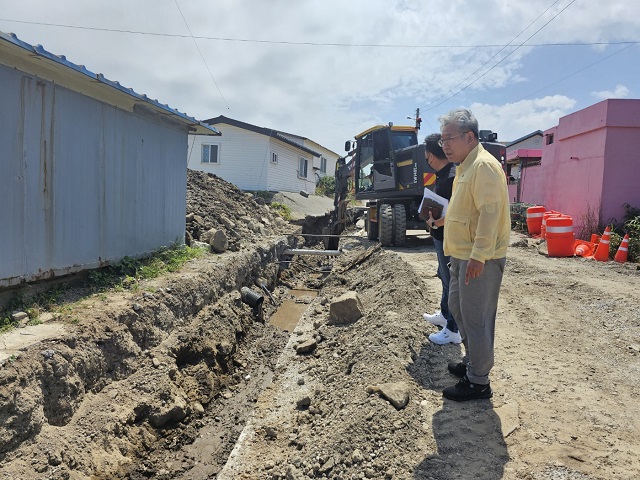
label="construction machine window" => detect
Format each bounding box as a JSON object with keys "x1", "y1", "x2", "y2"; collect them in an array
[
  {"x1": 357, "y1": 132, "x2": 375, "y2": 191},
  {"x1": 356, "y1": 128, "x2": 402, "y2": 192},
  {"x1": 371, "y1": 129, "x2": 394, "y2": 190},
  {"x1": 390, "y1": 131, "x2": 418, "y2": 150}
]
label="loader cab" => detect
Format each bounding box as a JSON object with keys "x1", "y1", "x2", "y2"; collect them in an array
[
  {"x1": 479, "y1": 130, "x2": 508, "y2": 176},
  {"x1": 348, "y1": 125, "x2": 418, "y2": 195}
]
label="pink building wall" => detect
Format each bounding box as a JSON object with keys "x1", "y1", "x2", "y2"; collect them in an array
[
  {"x1": 601, "y1": 101, "x2": 640, "y2": 224},
  {"x1": 518, "y1": 99, "x2": 640, "y2": 237}
]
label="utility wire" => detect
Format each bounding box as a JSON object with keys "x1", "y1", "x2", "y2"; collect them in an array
[
  {"x1": 173, "y1": 0, "x2": 229, "y2": 110},
  {"x1": 0, "y1": 17, "x2": 636, "y2": 49},
  {"x1": 422, "y1": 0, "x2": 562, "y2": 111},
  {"x1": 481, "y1": 41, "x2": 638, "y2": 120},
  {"x1": 424, "y1": 0, "x2": 578, "y2": 112}
]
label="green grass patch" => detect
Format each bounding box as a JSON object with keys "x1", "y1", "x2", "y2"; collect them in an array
[
  {"x1": 1, "y1": 286, "x2": 64, "y2": 334},
  {"x1": 0, "y1": 243, "x2": 205, "y2": 333},
  {"x1": 87, "y1": 243, "x2": 204, "y2": 292},
  {"x1": 270, "y1": 202, "x2": 292, "y2": 221}
]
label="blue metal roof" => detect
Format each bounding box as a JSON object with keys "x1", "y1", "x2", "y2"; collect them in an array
[{"x1": 0, "y1": 31, "x2": 220, "y2": 136}]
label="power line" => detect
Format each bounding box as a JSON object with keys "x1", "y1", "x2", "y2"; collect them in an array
[
  {"x1": 173, "y1": 0, "x2": 229, "y2": 110},
  {"x1": 481, "y1": 41, "x2": 638, "y2": 120},
  {"x1": 422, "y1": 0, "x2": 563, "y2": 111},
  {"x1": 0, "y1": 17, "x2": 636, "y2": 49},
  {"x1": 424, "y1": 0, "x2": 578, "y2": 112}
]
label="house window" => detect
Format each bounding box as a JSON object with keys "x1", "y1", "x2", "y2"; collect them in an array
[
  {"x1": 298, "y1": 157, "x2": 308, "y2": 178},
  {"x1": 271, "y1": 152, "x2": 278, "y2": 164},
  {"x1": 320, "y1": 156, "x2": 327, "y2": 173},
  {"x1": 201, "y1": 144, "x2": 219, "y2": 164},
  {"x1": 546, "y1": 134, "x2": 554, "y2": 145}
]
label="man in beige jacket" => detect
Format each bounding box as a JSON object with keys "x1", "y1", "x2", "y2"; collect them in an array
[{"x1": 439, "y1": 108, "x2": 511, "y2": 401}]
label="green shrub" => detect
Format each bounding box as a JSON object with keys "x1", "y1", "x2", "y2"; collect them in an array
[
  {"x1": 315, "y1": 176, "x2": 336, "y2": 198},
  {"x1": 509, "y1": 203, "x2": 536, "y2": 232},
  {"x1": 610, "y1": 203, "x2": 640, "y2": 262}
]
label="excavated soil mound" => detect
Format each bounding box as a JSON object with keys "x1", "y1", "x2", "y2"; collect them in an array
[{"x1": 185, "y1": 169, "x2": 293, "y2": 248}]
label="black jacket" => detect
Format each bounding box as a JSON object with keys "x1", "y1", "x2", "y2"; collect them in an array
[{"x1": 429, "y1": 163, "x2": 455, "y2": 242}]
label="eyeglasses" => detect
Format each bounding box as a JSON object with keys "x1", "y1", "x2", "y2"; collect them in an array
[{"x1": 438, "y1": 131, "x2": 469, "y2": 147}]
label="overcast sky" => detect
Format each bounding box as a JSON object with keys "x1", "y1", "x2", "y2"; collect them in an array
[{"x1": 1, "y1": 0, "x2": 638, "y2": 153}]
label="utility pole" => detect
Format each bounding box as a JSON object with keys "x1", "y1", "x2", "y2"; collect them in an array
[{"x1": 414, "y1": 108, "x2": 421, "y2": 130}]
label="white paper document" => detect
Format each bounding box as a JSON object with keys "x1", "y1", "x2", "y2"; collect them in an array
[{"x1": 417, "y1": 187, "x2": 449, "y2": 215}]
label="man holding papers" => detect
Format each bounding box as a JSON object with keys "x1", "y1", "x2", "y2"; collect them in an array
[{"x1": 421, "y1": 134, "x2": 461, "y2": 345}]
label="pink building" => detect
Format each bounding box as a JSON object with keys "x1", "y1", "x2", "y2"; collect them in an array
[{"x1": 518, "y1": 99, "x2": 640, "y2": 237}]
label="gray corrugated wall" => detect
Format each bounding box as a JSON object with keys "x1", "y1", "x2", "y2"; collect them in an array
[{"x1": 0, "y1": 64, "x2": 187, "y2": 287}]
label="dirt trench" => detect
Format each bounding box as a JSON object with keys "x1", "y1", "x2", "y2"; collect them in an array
[
  {"x1": 2, "y1": 170, "x2": 639, "y2": 480},
  {"x1": 0, "y1": 170, "x2": 334, "y2": 479},
  {"x1": 0, "y1": 235, "x2": 298, "y2": 477}
]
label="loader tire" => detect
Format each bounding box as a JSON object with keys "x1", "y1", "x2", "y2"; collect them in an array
[
  {"x1": 393, "y1": 204, "x2": 406, "y2": 246},
  {"x1": 379, "y1": 204, "x2": 394, "y2": 246}
]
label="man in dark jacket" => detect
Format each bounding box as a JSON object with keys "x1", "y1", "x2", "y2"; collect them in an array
[{"x1": 422, "y1": 133, "x2": 460, "y2": 345}]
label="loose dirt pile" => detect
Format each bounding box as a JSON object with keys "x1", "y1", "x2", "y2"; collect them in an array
[
  {"x1": 1, "y1": 171, "x2": 639, "y2": 480},
  {"x1": 185, "y1": 169, "x2": 293, "y2": 248}
]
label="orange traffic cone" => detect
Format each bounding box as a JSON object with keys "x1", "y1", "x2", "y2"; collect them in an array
[
  {"x1": 593, "y1": 226, "x2": 611, "y2": 262},
  {"x1": 614, "y1": 234, "x2": 630, "y2": 263},
  {"x1": 574, "y1": 240, "x2": 595, "y2": 257}
]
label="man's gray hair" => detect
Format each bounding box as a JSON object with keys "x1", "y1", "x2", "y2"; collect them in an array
[{"x1": 438, "y1": 108, "x2": 479, "y2": 138}]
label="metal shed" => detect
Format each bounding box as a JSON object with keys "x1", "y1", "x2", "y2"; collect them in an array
[{"x1": 0, "y1": 32, "x2": 220, "y2": 287}]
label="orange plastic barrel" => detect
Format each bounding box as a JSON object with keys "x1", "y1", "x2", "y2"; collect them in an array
[
  {"x1": 546, "y1": 215, "x2": 575, "y2": 257},
  {"x1": 541, "y1": 211, "x2": 560, "y2": 240},
  {"x1": 526, "y1": 206, "x2": 546, "y2": 236}
]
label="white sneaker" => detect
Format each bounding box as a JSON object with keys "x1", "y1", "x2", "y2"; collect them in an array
[
  {"x1": 429, "y1": 327, "x2": 462, "y2": 345},
  {"x1": 422, "y1": 310, "x2": 446, "y2": 327}
]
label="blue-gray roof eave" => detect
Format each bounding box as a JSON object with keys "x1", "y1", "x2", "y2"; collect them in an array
[
  {"x1": 205, "y1": 115, "x2": 321, "y2": 157},
  {"x1": 0, "y1": 31, "x2": 219, "y2": 136},
  {"x1": 505, "y1": 130, "x2": 543, "y2": 147}
]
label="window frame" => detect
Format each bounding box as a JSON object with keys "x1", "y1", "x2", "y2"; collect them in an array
[
  {"x1": 298, "y1": 157, "x2": 309, "y2": 179},
  {"x1": 320, "y1": 156, "x2": 327, "y2": 173},
  {"x1": 201, "y1": 143, "x2": 220, "y2": 164}
]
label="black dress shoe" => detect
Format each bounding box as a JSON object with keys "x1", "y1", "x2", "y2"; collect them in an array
[
  {"x1": 447, "y1": 361, "x2": 467, "y2": 378},
  {"x1": 442, "y1": 376, "x2": 492, "y2": 401}
]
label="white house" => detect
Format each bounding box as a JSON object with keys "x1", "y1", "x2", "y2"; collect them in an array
[
  {"x1": 0, "y1": 31, "x2": 219, "y2": 287},
  {"x1": 278, "y1": 133, "x2": 341, "y2": 181},
  {"x1": 188, "y1": 116, "x2": 340, "y2": 193}
]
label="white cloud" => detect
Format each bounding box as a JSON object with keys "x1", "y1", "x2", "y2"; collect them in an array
[
  {"x1": 591, "y1": 84, "x2": 630, "y2": 100},
  {"x1": 470, "y1": 96, "x2": 577, "y2": 142},
  {"x1": 1, "y1": 0, "x2": 638, "y2": 153}
]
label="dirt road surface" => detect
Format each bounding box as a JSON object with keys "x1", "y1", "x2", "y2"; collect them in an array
[{"x1": 1, "y1": 172, "x2": 639, "y2": 479}]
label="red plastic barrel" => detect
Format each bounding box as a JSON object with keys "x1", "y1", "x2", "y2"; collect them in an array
[
  {"x1": 546, "y1": 216, "x2": 575, "y2": 257},
  {"x1": 526, "y1": 206, "x2": 546, "y2": 236},
  {"x1": 541, "y1": 211, "x2": 560, "y2": 240}
]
